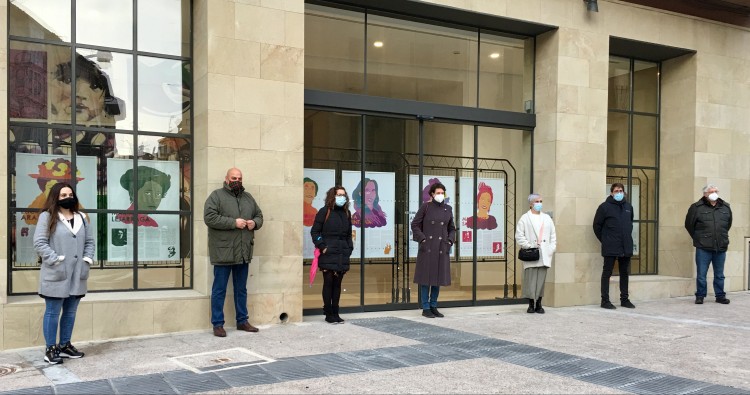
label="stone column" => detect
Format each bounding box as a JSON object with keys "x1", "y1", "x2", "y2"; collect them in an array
[{"x1": 194, "y1": 0, "x2": 304, "y2": 324}]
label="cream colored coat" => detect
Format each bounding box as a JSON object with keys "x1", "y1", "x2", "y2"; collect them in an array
[{"x1": 515, "y1": 210, "x2": 557, "y2": 269}]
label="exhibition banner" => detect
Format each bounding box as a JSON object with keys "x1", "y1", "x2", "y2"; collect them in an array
[
  {"x1": 302, "y1": 168, "x2": 336, "y2": 259},
  {"x1": 107, "y1": 159, "x2": 180, "y2": 262},
  {"x1": 342, "y1": 171, "x2": 396, "y2": 259},
  {"x1": 459, "y1": 177, "x2": 506, "y2": 258},
  {"x1": 15, "y1": 153, "x2": 98, "y2": 266}
]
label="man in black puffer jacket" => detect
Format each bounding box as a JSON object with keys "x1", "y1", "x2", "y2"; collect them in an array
[
  {"x1": 593, "y1": 183, "x2": 635, "y2": 310},
  {"x1": 685, "y1": 185, "x2": 732, "y2": 305}
]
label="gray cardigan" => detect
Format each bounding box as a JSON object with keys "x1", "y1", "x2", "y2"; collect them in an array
[{"x1": 33, "y1": 211, "x2": 95, "y2": 298}]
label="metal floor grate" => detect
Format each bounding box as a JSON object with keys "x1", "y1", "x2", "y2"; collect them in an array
[
  {"x1": 408, "y1": 344, "x2": 477, "y2": 362},
  {"x1": 540, "y1": 357, "x2": 620, "y2": 378},
  {"x1": 162, "y1": 370, "x2": 231, "y2": 394},
  {"x1": 503, "y1": 350, "x2": 581, "y2": 369},
  {"x1": 578, "y1": 366, "x2": 665, "y2": 388},
  {"x1": 684, "y1": 384, "x2": 750, "y2": 395},
  {"x1": 338, "y1": 350, "x2": 410, "y2": 371},
  {"x1": 471, "y1": 343, "x2": 546, "y2": 360},
  {"x1": 55, "y1": 379, "x2": 115, "y2": 394},
  {"x1": 110, "y1": 373, "x2": 177, "y2": 394},
  {"x1": 297, "y1": 353, "x2": 368, "y2": 376},
  {"x1": 214, "y1": 364, "x2": 279, "y2": 387},
  {"x1": 376, "y1": 346, "x2": 447, "y2": 367},
  {"x1": 448, "y1": 338, "x2": 515, "y2": 352},
  {"x1": 261, "y1": 358, "x2": 325, "y2": 381},
  {"x1": 623, "y1": 376, "x2": 728, "y2": 395}
]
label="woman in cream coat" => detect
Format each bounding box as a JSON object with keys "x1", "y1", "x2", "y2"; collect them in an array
[{"x1": 515, "y1": 194, "x2": 557, "y2": 314}]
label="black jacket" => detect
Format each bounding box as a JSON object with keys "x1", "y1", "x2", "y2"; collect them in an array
[
  {"x1": 311, "y1": 205, "x2": 353, "y2": 272},
  {"x1": 684, "y1": 198, "x2": 732, "y2": 252},
  {"x1": 593, "y1": 196, "x2": 634, "y2": 257}
]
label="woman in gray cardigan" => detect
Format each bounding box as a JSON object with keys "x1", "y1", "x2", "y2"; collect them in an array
[{"x1": 33, "y1": 183, "x2": 95, "y2": 365}]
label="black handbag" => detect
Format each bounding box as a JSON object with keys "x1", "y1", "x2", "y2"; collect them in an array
[{"x1": 518, "y1": 247, "x2": 540, "y2": 261}]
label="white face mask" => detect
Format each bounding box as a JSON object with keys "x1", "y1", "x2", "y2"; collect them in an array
[
  {"x1": 433, "y1": 193, "x2": 445, "y2": 203},
  {"x1": 708, "y1": 192, "x2": 719, "y2": 202}
]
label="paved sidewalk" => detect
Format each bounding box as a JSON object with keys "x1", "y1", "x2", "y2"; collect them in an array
[{"x1": 1, "y1": 293, "x2": 749, "y2": 394}]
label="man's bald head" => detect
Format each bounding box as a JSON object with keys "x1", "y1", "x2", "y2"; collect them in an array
[{"x1": 225, "y1": 168, "x2": 243, "y2": 184}]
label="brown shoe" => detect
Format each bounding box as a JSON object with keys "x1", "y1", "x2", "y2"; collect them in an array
[
  {"x1": 213, "y1": 326, "x2": 226, "y2": 337},
  {"x1": 237, "y1": 322, "x2": 259, "y2": 333}
]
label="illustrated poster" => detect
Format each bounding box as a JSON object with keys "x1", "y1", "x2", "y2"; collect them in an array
[
  {"x1": 342, "y1": 171, "x2": 395, "y2": 259},
  {"x1": 303, "y1": 168, "x2": 336, "y2": 259},
  {"x1": 459, "y1": 177, "x2": 506, "y2": 258},
  {"x1": 15, "y1": 153, "x2": 98, "y2": 266},
  {"x1": 107, "y1": 158, "x2": 180, "y2": 262}
]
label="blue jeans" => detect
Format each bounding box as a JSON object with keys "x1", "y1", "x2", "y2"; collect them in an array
[
  {"x1": 419, "y1": 285, "x2": 440, "y2": 310},
  {"x1": 43, "y1": 296, "x2": 81, "y2": 347},
  {"x1": 695, "y1": 248, "x2": 726, "y2": 298},
  {"x1": 211, "y1": 262, "x2": 249, "y2": 327}
]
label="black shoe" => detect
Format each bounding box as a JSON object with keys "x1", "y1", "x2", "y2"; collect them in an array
[
  {"x1": 601, "y1": 300, "x2": 616, "y2": 309},
  {"x1": 422, "y1": 309, "x2": 435, "y2": 318},
  {"x1": 527, "y1": 300, "x2": 535, "y2": 314},
  {"x1": 325, "y1": 315, "x2": 337, "y2": 324},
  {"x1": 334, "y1": 315, "x2": 345, "y2": 323},
  {"x1": 44, "y1": 345, "x2": 63, "y2": 365},
  {"x1": 695, "y1": 297, "x2": 704, "y2": 304},
  {"x1": 58, "y1": 342, "x2": 84, "y2": 358},
  {"x1": 430, "y1": 308, "x2": 444, "y2": 318},
  {"x1": 620, "y1": 299, "x2": 636, "y2": 309},
  {"x1": 535, "y1": 298, "x2": 545, "y2": 314},
  {"x1": 716, "y1": 297, "x2": 730, "y2": 304}
]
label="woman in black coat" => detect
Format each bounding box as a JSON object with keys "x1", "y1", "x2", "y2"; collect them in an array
[
  {"x1": 311, "y1": 186, "x2": 354, "y2": 323},
  {"x1": 411, "y1": 182, "x2": 455, "y2": 318}
]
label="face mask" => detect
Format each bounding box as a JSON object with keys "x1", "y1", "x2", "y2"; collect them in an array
[
  {"x1": 532, "y1": 203, "x2": 543, "y2": 212},
  {"x1": 613, "y1": 192, "x2": 624, "y2": 202},
  {"x1": 433, "y1": 194, "x2": 445, "y2": 203},
  {"x1": 708, "y1": 192, "x2": 719, "y2": 202},
  {"x1": 228, "y1": 180, "x2": 243, "y2": 193},
  {"x1": 59, "y1": 197, "x2": 77, "y2": 209},
  {"x1": 335, "y1": 196, "x2": 347, "y2": 207}
]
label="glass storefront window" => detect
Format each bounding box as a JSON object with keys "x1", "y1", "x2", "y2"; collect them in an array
[
  {"x1": 76, "y1": 0, "x2": 134, "y2": 50},
  {"x1": 7, "y1": 1, "x2": 192, "y2": 294},
  {"x1": 9, "y1": 0, "x2": 71, "y2": 42},
  {"x1": 305, "y1": 4, "x2": 365, "y2": 94},
  {"x1": 479, "y1": 33, "x2": 533, "y2": 112},
  {"x1": 367, "y1": 15, "x2": 478, "y2": 107},
  {"x1": 138, "y1": 0, "x2": 191, "y2": 56},
  {"x1": 606, "y1": 56, "x2": 660, "y2": 275},
  {"x1": 138, "y1": 57, "x2": 191, "y2": 133}
]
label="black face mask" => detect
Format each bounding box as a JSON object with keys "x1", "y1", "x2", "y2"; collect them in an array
[
  {"x1": 59, "y1": 197, "x2": 77, "y2": 209},
  {"x1": 228, "y1": 180, "x2": 244, "y2": 194}
]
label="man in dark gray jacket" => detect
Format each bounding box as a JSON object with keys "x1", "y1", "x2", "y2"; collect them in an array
[
  {"x1": 204, "y1": 168, "x2": 264, "y2": 337},
  {"x1": 685, "y1": 185, "x2": 732, "y2": 305}
]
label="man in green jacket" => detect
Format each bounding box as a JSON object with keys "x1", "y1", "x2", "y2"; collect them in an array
[{"x1": 205, "y1": 168, "x2": 264, "y2": 337}]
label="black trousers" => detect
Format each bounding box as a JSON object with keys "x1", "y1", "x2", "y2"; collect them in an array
[
  {"x1": 601, "y1": 256, "x2": 630, "y2": 301},
  {"x1": 322, "y1": 270, "x2": 345, "y2": 312}
]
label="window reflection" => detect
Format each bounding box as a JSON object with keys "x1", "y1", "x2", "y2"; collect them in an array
[
  {"x1": 138, "y1": 0, "x2": 190, "y2": 56},
  {"x1": 138, "y1": 58, "x2": 191, "y2": 133},
  {"x1": 10, "y1": 0, "x2": 71, "y2": 42},
  {"x1": 76, "y1": 0, "x2": 133, "y2": 50}
]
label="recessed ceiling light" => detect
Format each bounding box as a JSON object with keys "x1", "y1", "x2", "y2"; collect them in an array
[
  {"x1": 373, "y1": 41, "x2": 384, "y2": 48},
  {"x1": 489, "y1": 52, "x2": 501, "y2": 59}
]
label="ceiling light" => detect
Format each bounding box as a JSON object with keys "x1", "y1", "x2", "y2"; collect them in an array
[
  {"x1": 373, "y1": 41, "x2": 383, "y2": 48},
  {"x1": 489, "y1": 52, "x2": 500, "y2": 59}
]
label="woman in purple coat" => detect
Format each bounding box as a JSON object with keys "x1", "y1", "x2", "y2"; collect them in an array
[{"x1": 411, "y1": 182, "x2": 456, "y2": 318}]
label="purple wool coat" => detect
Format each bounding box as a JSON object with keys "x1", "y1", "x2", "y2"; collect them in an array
[{"x1": 411, "y1": 200, "x2": 456, "y2": 286}]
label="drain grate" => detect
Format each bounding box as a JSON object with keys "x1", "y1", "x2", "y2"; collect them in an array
[
  {"x1": 262, "y1": 358, "x2": 324, "y2": 381},
  {"x1": 55, "y1": 379, "x2": 115, "y2": 395},
  {"x1": 578, "y1": 366, "x2": 665, "y2": 388},
  {"x1": 376, "y1": 346, "x2": 445, "y2": 367},
  {"x1": 297, "y1": 353, "x2": 368, "y2": 376},
  {"x1": 215, "y1": 364, "x2": 279, "y2": 387},
  {"x1": 540, "y1": 357, "x2": 620, "y2": 378},
  {"x1": 110, "y1": 374, "x2": 177, "y2": 394},
  {"x1": 472, "y1": 343, "x2": 545, "y2": 359},
  {"x1": 0, "y1": 387, "x2": 54, "y2": 395},
  {"x1": 409, "y1": 344, "x2": 477, "y2": 362},
  {"x1": 623, "y1": 376, "x2": 726, "y2": 395},
  {"x1": 162, "y1": 369, "x2": 231, "y2": 393},
  {"x1": 503, "y1": 350, "x2": 581, "y2": 369},
  {"x1": 338, "y1": 350, "x2": 409, "y2": 371},
  {"x1": 448, "y1": 338, "x2": 515, "y2": 352},
  {"x1": 684, "y1": 384, "x2": 750, "y2": 395}
]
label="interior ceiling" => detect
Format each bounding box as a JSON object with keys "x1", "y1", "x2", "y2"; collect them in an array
[{"x1": 620, "y1": 0, "x2": 750, "y2": 27}]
